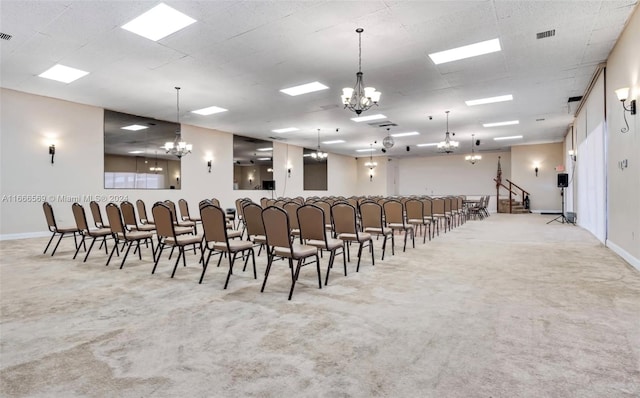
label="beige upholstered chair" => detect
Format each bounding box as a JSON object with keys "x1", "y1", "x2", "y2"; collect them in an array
[
  {"x1": 199, "y1": 204, "x2": 256, "y2": 288},
  {"x1": 243, "y1": 202, "x2": 267, "y2": 256},
  {"x1": 359, "y1": 201, "x2": 394, "y2": 260},
  {"x1": 105, "y1": 203, "x2": 155, "y2": 269},
  {"x1": 331, "y1": 203, "x2": 373, "y2": 272},
  {"x1": 120, "y1": 201, "x2": 155, "y2": 232},
  {"x1": 89, "y1": 201, "x2": 110, "y2": 229},
  {"x1": 432, "y1": 198, "x2": 450, "y2": 233},
  {"x1": 136, "y1": 199, "x2": 154, "y2": 225},
  {"x1": 42, "y1": 202, "x2": 79, "y2": 256},
  {"x1": 261, "y1": 206, "x2": 321, "y2": 300},
  {"x1": 298, "y1": 204, "x2": 345, "y2": 286},
  {"x1": 383, "y1": 200, "x2": 415, "y2": 252},
  {"x1": 71, "y1": 202, "x2": 113, "y2": 262},
  {"x1": 420, "y1": 198, "x2": 438, "y2": 238},
  {"x1": 405, "y1": 199, "x2": 431, "y2": 243},
  {"x1": 164, "y1": 200, "x2": 197, "y2": 234},
  {"x1": 179, "y1": 199, "x2": 202, "y2": 231},
  {"x1": 283, "y1": 201, "x2": 302, "y2": 237}
]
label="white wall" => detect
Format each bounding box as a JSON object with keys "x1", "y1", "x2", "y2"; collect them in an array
[
  {"x1": 0, "y1": 89, "x2": 358, "y2": 237},
  {"x1": 604, "y1": 5, "x2": 640, "y2": 268},
  {"x1": 510, "y1": 143, "x2": 564, "y2": 212},
  {"x1": 356, "y1": 155, "x2": 388, "y2": 196}
]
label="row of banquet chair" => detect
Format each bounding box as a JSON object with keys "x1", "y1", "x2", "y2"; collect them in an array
[{"x1": 42, "y1": 194, "x2": 482, "y2": 300}]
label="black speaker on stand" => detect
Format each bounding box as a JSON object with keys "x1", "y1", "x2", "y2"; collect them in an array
[{"x1": 548, "y1": 173, "x2": 571, "y2": 224}]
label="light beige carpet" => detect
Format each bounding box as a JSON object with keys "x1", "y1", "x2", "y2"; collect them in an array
[{"x1": 1, "y1": 214, "x2": 639, "y2": 397}]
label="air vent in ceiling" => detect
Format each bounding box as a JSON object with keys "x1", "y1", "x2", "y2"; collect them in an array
[
  {"x1": 568, "y1": 96, "x2": 583, "y2": 102},
  {"x1": 367, "y1": 121, "x2": 397, "y2": 128},
  {"x1": 0, "y1": 32, "x2": 12, "y2": 41},
  {"x1": 536, "y1": 29, "x2": 555, "y2": 39},
  {"x1": 268, "y1": 136, "x2": 286, "y2": 141},
  {"x1": 536, "y1": 118, "x2": 546, "y2": 122}
]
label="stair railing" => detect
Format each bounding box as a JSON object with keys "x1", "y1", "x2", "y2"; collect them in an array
[{"x1": 493, "y1": 179, "x2": 530, "y2": 213}]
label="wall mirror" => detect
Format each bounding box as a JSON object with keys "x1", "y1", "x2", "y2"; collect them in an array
[
  {"x1": 303, "y1": 148, "x2": 328, "y2": 190},
  {"x1": 104, "y1": 110, "x2": 181, "y2": 189},
  {"x1": 233, "y1": 135, "x2": 274, "y2": 190}
]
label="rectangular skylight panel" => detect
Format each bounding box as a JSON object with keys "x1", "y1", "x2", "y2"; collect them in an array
[
  {"x1": 128, "y1": 150, "x2": 145, "y2": 154},
  {"x1": 356, "y1": 148, "x2": 376, "y2": 152},
  {"x1": 493, "y1": 135, "x2": 523, "y2": 141},
  {"x1": 257, "y1": 157, "x2": 271, "y2": 161},
  {"x1": 391, "y1": 132, "x2": 420, "y2": 137},
  {"x1": 280, "y1": 82, "x2": 329, "y2": 96},
  {"x1": 483, "y1": 120, "x2": 519, "y2": 127},
  {"x1": 122, "y1": 3, "x2": 196, "y2": 42},
  {"x1": 191, "y1": 106, "x2": 228, "y2": 115},
  {"x1": 257, "y1": 147, "x2": 273, "y2": 151},
  {"x1": 322, "y1": 140, "x2": 345, "y2": 144},
  {"x1": 429, "y1": 38, "x2": 501, "y2": 65},
  {"x1": 272, "y1": 127, "x2": 299, "y2": 133},
  {"x1": 38, "y1": 64, "x2": 89, "y2": 83},
  {"x1": 416, "y1": 143, "x2": 438, "y2": 147},
  {"x1": 121, "y1": 124, "x2": 148, "y2": 131},
  {"x1": 351, "y1": 114, "x2": 387, "y2": 122},
  {"x1": 465, "y1": 94, "x2": 513, "y2": 106}
]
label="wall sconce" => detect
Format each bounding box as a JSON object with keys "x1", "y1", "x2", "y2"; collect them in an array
[
  {"x1": 249, "y1": 178, "x2": 253, "y2": 184},
  {"x1": 615, "y1": 87, "x2": 636, "y2": 133},
  {"x1": 49, "y1": 144, "x2": 55, "y2": 164},
  {"x1": 207, "y1": 160, "x2": 212, "y2": 173},
  {"x1": 534, "y1": 167, "x2": 539, "y2": 177},
  {"x1": 287, "y1": 168, "x2": 291, "y2": 178},
  {"x1": 568, "y1": 150, "x2": 576, "y2": 162}
]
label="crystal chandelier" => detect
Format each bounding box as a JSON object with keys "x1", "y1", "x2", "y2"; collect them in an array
[
  {"x1": 341, "y1": 28, "x2": 381, "y2": 115},
  {"x1": 364, "y1": 143, "x2": 377, "y2": 181},
  {"x1": 437, "y1": 111, "x2": 459, "y2": 153},
  {"x1": 310, "y1": 129, "x2": 328, "y2": 160},
  {"x1": 164, "y1": 86, "x2": 192, "y2": 158},
  {"x1": 465, "y1": 134, "x2": 482, "y2": 164}
]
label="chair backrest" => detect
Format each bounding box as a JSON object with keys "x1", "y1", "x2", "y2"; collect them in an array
[
  {"x1": 243, "y1": 203, "x2": 265, "y2": 237},
  {"x1": 43, "y1": 202, "x2": 57, "y2": 231},
  {"x1": 200, "y1": 204, "x2": 228, "y2": 245},
  {"x1": 235, "y1": 198, "x2": 246, "y2": 219},
  {"x1": 90, "y1": 201, "x2": 107, "y2": 228},
  {"x1": 347, "y1": 198, "x2": 358, "y2": 209},
  {"x1": 444, "y1": 197, "x2": 452, "y2": 213},
  {"x1": 297, "y1": 205, "x2": 327, "y2": 242},
  {"x1": 360, "y1": 202, "x2": 384, "y2": 230},
  {"x1": 262, "y1": 206, "x2": 291, "y2": 250},
  {"x1": 421, "y1": 199, "x2": 433, "y2": 217},
  {"x1": 260, "y1": 197, "x2": 268, "y2": 208},
  {"x1": 71, "y1": 202, "x2": 90, "y2": 233},
  {"x1": 314, "y1": 201, "x2": 331, "y2": 225},
  {"x1": 105, "y1": 203, "x2": 126, "y2": 236},
  {"x1": 449, "y1": 197, "x2": 459, "y2": 212},
  {"x1": 136, "y1": 200, "x2": 151, "y2": 224},
  {"x1": 383, "y1": 200, "x2": 404, "y2": 225},
  {"x1": 210, "y1": 198, "x2": 221, "y2": 207},
  {"x1": 283, "y1": 201, "x2": 301, "y2": 230},
  {"x1": 331, "y1": 203, "x2": 358, "y2": 235},
  {"x1": 153, "y1": 203, "x2": 177, "y2": 239},
  {"x1": 120, "y1": 201, "x2": 138, "y2": 229},
  {"x1": 432, "y1": 198, "x2": 445, "y2": 215},
  {"x1": 199, "y1": 199, "x2": 213, "y2": 209},
  {"x1": 164, "y1": 200, "x2": 180, "y2": 224},
  {"x1": 273, "y1": 200, "x2": 287, "y2": 208},
  {"x1": 405, "y1": 199, "x2": 424, "y2": 221},
  {"x1": 178, "y1": 199, "x2": 191, "y2": 221}
]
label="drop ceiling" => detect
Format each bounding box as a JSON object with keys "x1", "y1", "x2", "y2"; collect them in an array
[{"x1": 1, "y1": 0, "x2": 637, "y2": 158}]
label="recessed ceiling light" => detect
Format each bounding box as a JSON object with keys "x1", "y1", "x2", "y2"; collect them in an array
[
  {"x1": 416, "y1": 143, "x2": 438, "y2": 147},
  {"x1": 493, "y1": 135, "x2": 523, "y2": 141},
  {"x1": 322, "y1": 140, "x2": 345, "y2": 145},
  {"x1": 280, "y1": 81, "x2": 329, "y2": 96},
  {"x1": 256, "y1": 147, "x2": 273, "y2": 151},
  {"x1": 128, "y1": 150, "x2": 145, "y2": 154},
  {"x1": 121, "y1": 124, "x2": 148, "y2": 131},
  {"x1": 257, "y1": 157, "x2": 271, "y2": 161},
  {"x1": 356, "y1": 148, "x2": 376, "y2": 152},
  {"x1": 429, "y1": 38, "x2": 501, "y2": 65},
  {"x1": 351, "y1": 114, "x2": 387, "y2": 122},
  {"x1": 465, "y1": 94, "x2": 513, "y2": 106},
  {"x1": 38, "y1": 64, "x2": 89, "y2": 83},
  {"x1": 191, "y1": 106, "x2": 228, "y2": 115},
  {"x1": 121, "y1": 3, "x2": 196, "y2": 41},
  {"x1": 483, "y1": 120, "x2": 519, "y2": 127},
  {"x1": 391, "y1": 132, "x2": 420, "y2": 137},
  {"x1": 271, "y1": 127, "x2": 299, "y2": 133}
]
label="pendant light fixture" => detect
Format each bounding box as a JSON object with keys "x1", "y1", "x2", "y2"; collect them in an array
[
  {"x1": 341, "y1": 28, "x2": 381, "y2": 115},
  {"x1": 437, "y1": 111, "x2": 459, "y2": 153},
  {"x1": 465, "y1": 134, "x2": 482, "y2": 164},
  {"x1": 364, "y1": 143, "x2": 377, "y2": 181},
  {"x1": 310, "y1": 128, "x2": 328, "y2": 160},
  {"x1": 382, "y1": 127, "x2": 394, "y2": 149},
  {"x1": 164, "y1": 86, "x2": 192, "y2": 158}
]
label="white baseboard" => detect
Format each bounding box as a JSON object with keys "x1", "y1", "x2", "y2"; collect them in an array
[
  {"x1": 606, "y1": 239, "x2": 640, "y2": 272},
  {"x1": 531, "y1": 209, "x2": 562, "y2": 214},
  {"x1": 0, "y1": 231, "x2": 50, "y2": 241}
]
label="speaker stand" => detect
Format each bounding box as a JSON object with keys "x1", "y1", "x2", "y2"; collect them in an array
[{"x1": 547, "y1": 187, "x2": 572, "y2": 224}]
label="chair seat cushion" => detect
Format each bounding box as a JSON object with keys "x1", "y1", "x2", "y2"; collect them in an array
[
  {"x1": 338, "y1": 232, "x2": 371, "y2": 243},
  {"x1": 135, "y1": 224, "x2": 156, "y2": 232},
  {"x1": 251, "y1": 234, "x2": 266, "y2": 244},
  {"x1": 176, "y1": 220, "x2": 195, "y2": 227},
  {"x1": 227, "y1": 229, "x2": 242, "y2": 238},
  {"x1": 364, "y1": 227, "x2": 391, "y2": 236},
  {"x1": 88, "y1": 228, "x2": 112, "y2": 237},
  {"x1": 407, "y1": 218, "x2": 425, "y2": 224},
  {"x1": 212, "y1": 239, "x2": 253, "y2": 252},
  {"x1": 274, "y1": 243, "x2": 316, "y2": 259},
  {"x1": 306, "y1": 238, "x2": 343, "y2": 250},
  {"x1": 126, "y1": 230, "x2": 154, "y2": 240},
  {"x1": 166, "y1": 234, "x2": 202, "y2": 246},
  {"x1": 57, "y1": 226, "x2": 79, "y2": 233},
  {"x1": 174, "y1": 226, "x2": 194, "y2": 235}
]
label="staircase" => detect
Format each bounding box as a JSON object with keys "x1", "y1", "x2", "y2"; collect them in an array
[{"x1": 498, "y1": 199, "x2": 529, "y2": 214}]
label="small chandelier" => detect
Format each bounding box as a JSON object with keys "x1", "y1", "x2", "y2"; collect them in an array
[
  {"x1": 310, "y1": 128, "x2": 328, "y2": 160},
  {"x1": 437, "y1": 111, "x2": 459, "y2": 153},
  {"x1": 164, "y1": 86, "x2": 192, "y2": 158},
  {"x1": 341, "y1": 28, "x2": 381, "y2": 115},
  {"x1": 465, "y1": 134, "x2": 482, "y2": 164},
  {"x1": 364, "y1": 143, "x2": 377, "y2": 181}
]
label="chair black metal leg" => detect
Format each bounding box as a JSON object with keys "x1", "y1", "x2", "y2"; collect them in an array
[
  {"x1": 170, "y1": 248, "x2": 183, "y2": 278},
  {"x1": 356, "y1": 242, "x2": 363, "y2": 272},
  {"x1": 106, "y1": 240, "x2": 119, "y2": 266},
  {"x1": 83, "y1": 237, "x2": 99, "y2": 262},
  {"x1": 315, "y1": 254, "x2": 322, "y2": 289},
  {"x1": 288, "y1": 259, "x2": 303, "y2": 300},
  {"x1": 73, "y1": 236, "x2": 86, "y2": 260},
  {"x1": 44, "y1": 232, "x2": 56, "y2": 254},
  {"x1": 342, "y1": 245, "x2": 347, "y2": 276},
  {"x1": 51, "y1": 233, "x2": 65, "y2": 256},
  {"x1": 370, "y1": 240, "x2": 375, "y2": 266},
  {"x1": 250, "y1": 249, "x2": 257, "y2": 279},
  {"x1": 261, "y1": 252, "x2": 274, "y2": 292},
  {"x1": 152, "y1": 244, "x2": 164, "y2": 274},
  {"x1": 119, "y1": 241, "x2": 133, "y2": 269},
  {"x1": 324, "y1": 250, "x2": 335, "y2": 286},
  {"x1": 223, "y1": 252, "x2": 238, "y2": 289}
]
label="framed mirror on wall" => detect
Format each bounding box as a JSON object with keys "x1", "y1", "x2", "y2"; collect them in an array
[
  {"x1": 233, "y1": 135, "x2": 274, "y2": 190},
  {"x1": 104, "y1": 110, "x2": 181, "y2": 189},
  {"x1": 303, "y1": 148, "x2": 328, "y2": 190}
]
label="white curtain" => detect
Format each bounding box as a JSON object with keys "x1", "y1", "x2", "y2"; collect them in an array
[{"x1": 576, "y1": 122, "x2": 606, "y2": 242}]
